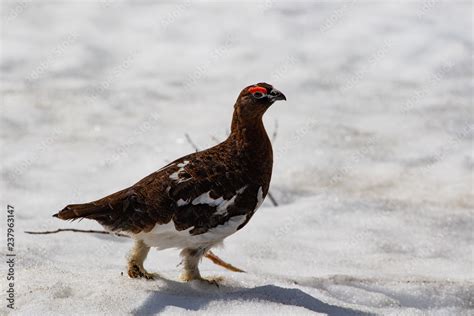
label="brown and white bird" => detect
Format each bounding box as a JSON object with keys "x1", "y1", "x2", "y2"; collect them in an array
[{"x1": 54, "y1": 83, "x2": 286, "y2": 284}]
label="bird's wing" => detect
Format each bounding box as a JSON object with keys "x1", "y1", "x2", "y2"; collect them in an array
[
  {"x1": 132, "y1": 153, "x2": 261, "y2": 235},
  {"x1": 57, "y1": 151, "x2": 260, "y2": 235}
]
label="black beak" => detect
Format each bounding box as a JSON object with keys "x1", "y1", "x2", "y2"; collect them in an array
[{"x1": 268, "y1": 88, "x2": 286, "y2": 102}]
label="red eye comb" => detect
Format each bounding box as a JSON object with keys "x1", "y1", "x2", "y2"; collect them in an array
[{"x1": 248, "y1": 86, "x2": 267, "y2": 94}]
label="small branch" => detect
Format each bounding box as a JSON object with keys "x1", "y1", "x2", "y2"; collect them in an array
[
  {"x1": 184, "y1": 133, "x2": 199, "y2": 152},
  {"x1": 24, "y1": 228, "x2": 245, "y2": 273},
  {"x1": 272, "y1": 119, "x2": 279, "y2": 143},
  {"x1": 25, "y1": 228, "x2": 129, "y2": 238},
  {"x1": 210, "y1": 135, "x2": 221, "y2": 143},
  {"x1": 205, "y1": 250, "x2": 245, "y2": 272},
  {"x1": 267, "y1": 192, "x2": 279, "y2": 207}
]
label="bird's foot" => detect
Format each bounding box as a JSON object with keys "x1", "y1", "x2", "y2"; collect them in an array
[
  {"x1": 180, "y1": 272, "x2": 223, "y2": 287},
  {"x1": 127, "y1": 264, "x2": 159, "y2": 280}
]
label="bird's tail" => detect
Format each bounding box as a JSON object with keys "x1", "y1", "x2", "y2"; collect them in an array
[
  {"x1": 53, "y1": 202, "x2": 108, "y2": 221},
  {"x1": 52, "y1": 188, "x2": 144, "y2": 233}
]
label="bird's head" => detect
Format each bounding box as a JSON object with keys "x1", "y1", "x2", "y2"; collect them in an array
[{"x1": 234, "y1": 83, "x2": 286, "y2": 119}]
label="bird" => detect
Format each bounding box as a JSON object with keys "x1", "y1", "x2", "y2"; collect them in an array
[{"x1": 53, "y1": 82, "x2": 286, "y2": 285}]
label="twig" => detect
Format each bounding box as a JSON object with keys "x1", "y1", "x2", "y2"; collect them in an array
[
  {"x1": 210, "y1": 135, "x2": 221, "y2": 143},
  {"x1": 272, "y1": 119, "x2": 279, "y2": 142},
  {"x1": 184, "y1": 133, "x2": 199, "y2": 152},
  {"x1": 267, "y1": 192, "x2": 279, "y2": 207},
  {"x1": 205, "y1": 250, "x2": 245, "y2": 272},
  {"x1": 24, "y1": 228, "x2": 245, "y2": 273},
  {"x1": 25, "y1": 228, "x2": 129, "y2": 238}
]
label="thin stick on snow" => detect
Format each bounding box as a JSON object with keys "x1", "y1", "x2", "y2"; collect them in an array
[
  {"x1": 184, "y1": 133, "x2": 199, "y2": 152},
  {"x1": 25, "y1": 228, "x2": 129, "y2": 237},
  {"x1": 210, "y1": 135, "x2": 221, "y2": 143},
  {"x1": 267, "y1": 192, "x2": 279, "y2": 207},
  {"x1": 272, "y1": 119, "x2": 279, "y2": 142},
  {"x1": 24, "y1": 228, "x2": 245, "y2": 273}
]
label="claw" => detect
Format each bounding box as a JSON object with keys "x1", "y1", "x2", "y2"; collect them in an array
[
  {"x1": 128, "y1": 264, "x2": 159, "y2": 280},
  {"x1": 209, "y1": 279, "x2": 220, "y2": 288},
  {"x1": 180, "y1": 273, "x2": 223, "y2": 287},
  {"x1": 201, "y1": 278, "x2": 220, "y2": 288}
]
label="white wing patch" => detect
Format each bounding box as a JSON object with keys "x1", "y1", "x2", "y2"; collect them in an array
[
  {"x1": 183, "y1": 185, "x2": 248, "y2": 216},
  {"x1": 192, "y1": 192, "x2": 224, "y2": 206},
  {"x1": 169, "y1": 160, "x2": 191, "y2": 183},
  {"x1": 215, "y1": 186, "x2": 247, "y2": 215},
  {"x1": 255, "y1": 187, "x2": 264, "y2": 211},
  {"x1": 176, "y1": 199, "x2": 189, "y2": 206}
]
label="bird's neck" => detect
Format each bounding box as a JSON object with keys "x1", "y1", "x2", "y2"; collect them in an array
[
  {"x1": 227, "y1": 109, "x2": 273, "y2": 191},
  {"x1": 229, "y1": 110, "x2": 271, "y2": 152}
]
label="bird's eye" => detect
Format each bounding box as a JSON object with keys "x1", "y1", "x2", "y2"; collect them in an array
[{"x1": 252, "y1": 92, "x2": 265, "y2": 99}]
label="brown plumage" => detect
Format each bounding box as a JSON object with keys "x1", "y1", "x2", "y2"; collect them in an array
[{"x1": 54, "y1": 82, "x2": 286, "y2": 284}]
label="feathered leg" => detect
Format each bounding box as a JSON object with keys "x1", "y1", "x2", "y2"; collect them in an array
[
  {"x1": 180, "y1": 247, "x2": 220, "y2": 286},
  {"x1": 127, "y1": 240, "x2": 158, "y2": 280}
]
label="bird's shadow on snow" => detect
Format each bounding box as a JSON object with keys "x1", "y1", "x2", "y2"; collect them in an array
[{"x1": 132, "y1": 280, "x2": 372, "y2": 316}]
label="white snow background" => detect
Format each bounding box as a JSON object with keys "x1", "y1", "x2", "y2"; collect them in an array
[{"x1": 1, "y1": 1, "x2": 473, "y2": 315}]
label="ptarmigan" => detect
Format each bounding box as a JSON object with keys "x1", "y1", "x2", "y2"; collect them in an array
[{"x1": 54, "y1": 83, "x2": 286, "y2": 284}]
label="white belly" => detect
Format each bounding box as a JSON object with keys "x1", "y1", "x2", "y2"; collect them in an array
[{"x1": 133, "y1": 215, "x2": 247, "y2": 250}]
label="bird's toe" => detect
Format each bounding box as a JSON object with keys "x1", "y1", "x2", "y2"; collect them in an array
[
  {"x1": 181, "y1": 274, "x2": 223, "y2": 288},
  {"x1": 128, "y1": 264, "x2": 158, "y2": 280}
]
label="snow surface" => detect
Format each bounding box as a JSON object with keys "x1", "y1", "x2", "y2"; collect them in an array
[{"x1": 1, "y1": 1, "x2": 473, "y2": 315}]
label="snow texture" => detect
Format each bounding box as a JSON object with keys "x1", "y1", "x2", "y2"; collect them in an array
[{"x1": 1, "y1": 1, "x2": 472, "y2": 315}]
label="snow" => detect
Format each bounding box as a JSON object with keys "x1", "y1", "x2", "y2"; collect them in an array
[{"x1": 1, "y1": 0, "x2": 472, "y2": 315}]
